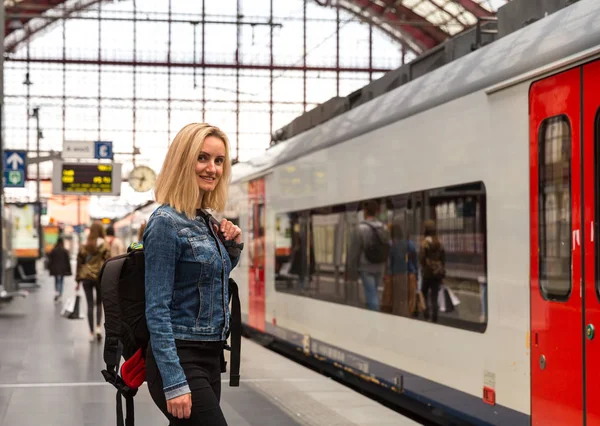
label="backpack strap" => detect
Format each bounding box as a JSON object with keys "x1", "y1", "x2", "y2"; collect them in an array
[
  {"x1": 115, "y1": 389, "x2": 136, "y2": 426},
  {"x1": 204, "y1": 216, "x2": 242, "y2": 386},
  {"x1": 98, "y1": 256, "x2": 137, "y2": 426},
  {"x1": 362, "y1": 221, "x2": 385, "y2": 243},
  {"x1": 228, "y1": 278, "x2": 242, "y2": 387}
]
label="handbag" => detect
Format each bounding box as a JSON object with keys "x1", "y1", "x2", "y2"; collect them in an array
[
  {"x1": 438, "y1": 285, "x2": 460, "y2": 313},
  {"x1": 61, "y1": 290, "x2": 83, "y2": 319}
]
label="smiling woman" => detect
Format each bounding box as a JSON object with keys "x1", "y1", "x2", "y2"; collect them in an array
[{"x1": 144, "y1": 122, "x2": 243, "y2": 424}]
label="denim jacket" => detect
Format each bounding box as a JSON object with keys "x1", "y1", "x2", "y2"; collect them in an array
[{"x1": 143, "y1": 204, "x2": 240, "y2": 400}]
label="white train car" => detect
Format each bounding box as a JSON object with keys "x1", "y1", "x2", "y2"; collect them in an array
[
  {"x1": 113, "y1": 201, "x2": 159, "y2": 248},
  {"x1": 226, "y1": 1, "x2": 600, "y2": 425}
]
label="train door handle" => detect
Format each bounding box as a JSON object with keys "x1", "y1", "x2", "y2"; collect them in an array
[
  {"x1": 587, "y1": 324, "x2": 595, "y2": 340},
  {"x1": 539, "y1": 355, "x2": 546, "y2": 370}
]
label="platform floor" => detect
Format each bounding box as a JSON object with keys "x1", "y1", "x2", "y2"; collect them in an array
[{"x1": 0, "y1": 264, "x2": 419, "y2": 426}]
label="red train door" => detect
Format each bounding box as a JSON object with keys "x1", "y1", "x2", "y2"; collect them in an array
[
  {"x1": 248, "y1": 178, "x2": 266, "y2": 332},
  {"x1": 583, "y1": 60, "x2": 600, "y2": 425},
  {"x1": 530, "y1": 68, "x2": 583, "y2": 425}
]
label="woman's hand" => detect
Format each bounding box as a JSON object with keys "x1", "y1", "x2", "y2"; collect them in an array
[
  {"x1": 167, "y1": 393, "x2": 192, "y2": 419},
  {"x1": 219, "y1": 219, "x2": 242, "y2": 244}
]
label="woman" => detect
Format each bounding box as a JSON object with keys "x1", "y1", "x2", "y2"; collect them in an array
[
  {"x1": 144, "y1": 123, "x2": 243, "y2": 425},
  {"x1": 418, "y1": 219, "x2": 446, "y2": 323},
  {"x1": 48, "y1": 238, "x2": 72, "y2": 302},
  {"x1": 76, "y1": 221, "x2": 110, "y2": 342}
]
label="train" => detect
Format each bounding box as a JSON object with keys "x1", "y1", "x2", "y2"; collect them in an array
[
  {"x1": 224, "y1": 1, "x2": 600, "y2": 425},
  {"x1": 111, "y1": 2, "x2": 600, "y2": 423},
  {"x1": 112, "y1": 201, "x2": 158, "y2": 249}
]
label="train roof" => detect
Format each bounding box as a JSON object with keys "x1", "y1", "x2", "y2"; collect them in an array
[{"x1": 232, "y1": 0, "x2": 600, "y2": 184}]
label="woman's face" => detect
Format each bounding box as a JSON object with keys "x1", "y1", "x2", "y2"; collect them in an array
[{"x1": 195, "y1": 136, "x2": 226, "y2": 194}]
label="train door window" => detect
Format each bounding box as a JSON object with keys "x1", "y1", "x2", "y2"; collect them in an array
[
  {"x1": 258, "y1": 203, "x2": 265, "y2": 238},
  {"x1": 248, "y1": 202, "x2": 255, "y2": 266},
  {"x1": 539, "y1": 116, "x2": 572, "y2": 300},
  {"x1": 256, "y1": 203, "x2": 265, "y2": 265}
]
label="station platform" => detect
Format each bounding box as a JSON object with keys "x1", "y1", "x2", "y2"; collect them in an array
[{"x1": 0, "y1": 265, "x2": 419, "y2": 426}]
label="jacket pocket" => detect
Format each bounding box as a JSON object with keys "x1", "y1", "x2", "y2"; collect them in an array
[{"x1": 188, "y1": 235, "x2": 218, "y2": 264}]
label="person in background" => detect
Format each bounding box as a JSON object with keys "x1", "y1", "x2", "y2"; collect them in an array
[
  {"x1": 105, "y1": 225, "x2": 126, "y2": 258},
  {"x1": 76, "y1": 221, "x2": 111, "y2": 342},
  {"x1": 348, "y1": 200, "x2": 389, "y2": 311},
  {"x1": 418, "y1": 219, "x2": 446, "y2": 323},
  {"x1": 48, "y1": 238, "x2": 72, "y2": 302}
]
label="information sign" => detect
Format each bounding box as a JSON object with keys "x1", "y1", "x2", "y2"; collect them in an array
[
  {"x1": 3, "y1": 150, "x2": 26, "y2": 188},
  {"x1": 52, "y1": 161, "x2": 122, "y2": 196},
  {"x1": 7, "y1": 203, "x2": 41, "y2": 258}
]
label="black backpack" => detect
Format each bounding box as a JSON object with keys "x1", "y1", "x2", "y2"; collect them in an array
[
  {"x1": 99, "y1": 245, "x2": 241, "y2": 426},
  {"x1": 362, "y1": 222, "x2": 390, "y2": 264}
]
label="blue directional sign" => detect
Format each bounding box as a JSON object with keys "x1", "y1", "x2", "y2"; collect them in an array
[
  {"x1": 94, "y1": 141, "x2": 113, "y2": 160},
  {"x1": 3, "y1": 150, "x2": 27, "y2": 188}
]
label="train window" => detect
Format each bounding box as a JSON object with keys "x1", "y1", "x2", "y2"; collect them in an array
[
  {"x1": 275, "y1": 212, "x2": 312, "y2": 292},
  {"x1": 538, "y1": 116, "x2": 571, "y2": 301},
  {"x1": 274, "y1": 181, "x2": 488, "y2": 333}
]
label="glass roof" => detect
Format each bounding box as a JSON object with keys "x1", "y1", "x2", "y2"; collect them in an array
[
  {"x1": 340, "y1": 0, "x2": 508, "y2": 54},
  {"x1": 404, "y1": 0, "x2": 499, "y2": 35}
]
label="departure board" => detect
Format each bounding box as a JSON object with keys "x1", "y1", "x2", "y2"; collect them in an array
[{"x1": 52, "y1": 161, "x2": 122, "y2": 196}]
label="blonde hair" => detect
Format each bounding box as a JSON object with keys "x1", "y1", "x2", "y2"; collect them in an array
[{"x1": 155, "y1": 123, "x2": 232, "y2": 218}]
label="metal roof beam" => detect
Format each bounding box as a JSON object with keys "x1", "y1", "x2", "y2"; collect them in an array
[
  {"x1": 451, "y1": 0, "x2": 494, "y2": 17},
  {"x1": 336, "y1": 2, "x2": 423, "y2": 54},
  {"x1": 385, "y1": 0, "x2": 451, "y2": 41},
  {"x1": 351, "y1": 0, "x2": 440, "y2": 50},
  {"x1": 428, "y1": 0, "x2": 469, "y2": 28},
  {"x1": 5, "y1": 0, "x2": 100, "y2": 53}
]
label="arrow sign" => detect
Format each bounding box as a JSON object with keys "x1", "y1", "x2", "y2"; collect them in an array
[
  {"x1": 3, "y1": 150, "x2": 26, "y2": 188},
  {"x1": 7, "y1": 152, "x2": 24, "y2": 170}
]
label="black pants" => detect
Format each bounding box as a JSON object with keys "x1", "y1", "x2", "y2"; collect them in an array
[
  {"x1": 422, "y1": 278, "x2": 441, "y2": 323},
  {"x1": 146, "y1": 340, "x2": 228, "y2": 426},
  {"x1": 82, "y1": 279, "x2": 102, "y2": 333}
]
